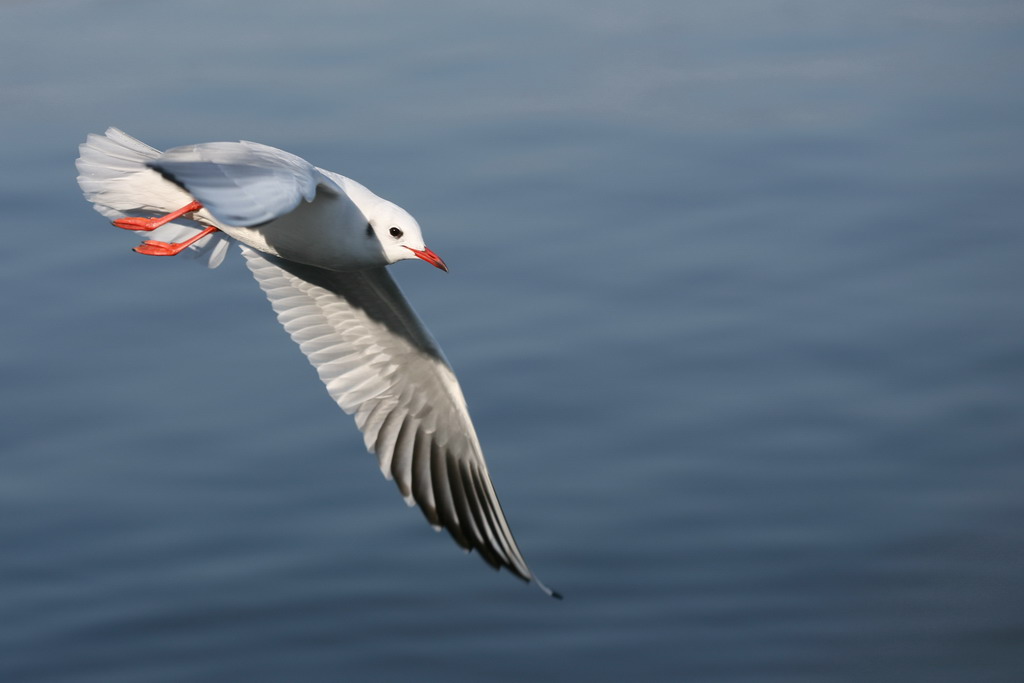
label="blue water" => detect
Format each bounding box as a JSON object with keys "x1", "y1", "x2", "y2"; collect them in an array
[{"x1": 2, "y1": 1, "x2": 1023, "y2": 681}]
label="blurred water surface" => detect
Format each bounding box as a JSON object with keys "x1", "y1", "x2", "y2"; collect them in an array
[{"x1": 2, "y1": 1, "x2": 1023, "y2": 681}]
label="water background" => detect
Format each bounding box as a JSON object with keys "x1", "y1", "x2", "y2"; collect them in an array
[{"x1": 2, "y1": 1, "x2": 1023, "y2": 681}]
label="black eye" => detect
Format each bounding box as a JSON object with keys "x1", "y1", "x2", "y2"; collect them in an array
[{"x1": 389, "y1": 226, "x2": 403, "y2": 238}]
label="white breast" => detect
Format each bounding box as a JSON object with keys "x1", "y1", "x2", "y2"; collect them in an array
[{"x1": 211, "y1": 184, "x2": 386, "y2": 271}]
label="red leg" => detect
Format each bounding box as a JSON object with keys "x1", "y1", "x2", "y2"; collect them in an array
[
  {"x1": 133, "y1": 225, "x2": 220, "y2": 256},
  {"x1": 113, "y1": 200, "x2": 204, "y2": 231}
]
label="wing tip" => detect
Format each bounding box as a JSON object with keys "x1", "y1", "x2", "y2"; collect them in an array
[{"x1": 533, "y1": 575, "x2": 563, "y2": 600}]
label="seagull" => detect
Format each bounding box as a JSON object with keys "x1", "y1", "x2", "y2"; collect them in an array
[{"x1": 76, "y1": 128, "x2": 559, "y2": 598}]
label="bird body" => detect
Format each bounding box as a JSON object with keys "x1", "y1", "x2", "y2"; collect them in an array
[{"x1": 76, "y1": 128, "x2": 557, "y2": 598}]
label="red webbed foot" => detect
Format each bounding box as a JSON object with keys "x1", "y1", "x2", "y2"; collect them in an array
[
  {"x1": 112, "y1": 200, "x2": 204, "y2": 232},
  {"x1": 133, "y1": 240, "x2": 188, "y2": 256},
  {"x1": 113, "y1": 216, "x2": 163, "y2": 231},
  {"x1": 131, "y1": 225, "x2": 220, "y2": 257}
]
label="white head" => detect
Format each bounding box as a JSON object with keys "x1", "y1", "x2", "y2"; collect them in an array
[{"x1": 368, "y1": 200, "x2": 448, "y2": 271}]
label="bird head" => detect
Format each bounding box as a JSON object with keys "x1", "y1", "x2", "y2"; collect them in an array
[{"x1": 369, "y1": 202, "x2": 448, "y2": 272}]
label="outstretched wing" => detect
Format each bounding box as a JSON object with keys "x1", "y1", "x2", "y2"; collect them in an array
[
  {"x1": 151, "y1": 140, "x2": 342, "y2": 227},
  {"x1": 241, "y1": 247, "x2": 557, "y2": 596}
]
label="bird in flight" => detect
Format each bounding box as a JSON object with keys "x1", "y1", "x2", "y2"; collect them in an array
[{"x1": 76, "y1": 128, "x2": 559, "y2": 598}]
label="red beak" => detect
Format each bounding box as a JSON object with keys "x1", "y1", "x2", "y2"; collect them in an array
[{"x1": 405, "y1": 245, "x2": 448, "y2": 272}]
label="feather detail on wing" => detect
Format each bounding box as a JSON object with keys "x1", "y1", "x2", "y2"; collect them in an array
[
  {"x1": 150, "y1": 141, "x2": 342, "y2": 228},
  {"x1": 241, "y1": 247, "x2": 556, "y2": 595}
]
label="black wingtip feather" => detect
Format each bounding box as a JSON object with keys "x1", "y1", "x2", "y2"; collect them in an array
[
  {"x1": 410, "y1": 430, "x2": 439, "y2": 526},
  {"x1": 429, "y1": 444, "x2": 469, "y2": 549}
]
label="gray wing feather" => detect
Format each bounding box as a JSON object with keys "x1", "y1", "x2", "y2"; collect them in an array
[
  {"x1": 151, "y1": 141, "x2": 341, "y2": 227},
  {"x1": 241, "y1": 247, "x2": 551, "y2": 589}
]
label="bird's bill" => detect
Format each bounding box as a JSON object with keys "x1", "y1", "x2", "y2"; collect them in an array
[{"x1": 405, "y1": 245, "x2": 449, "y2": 272}]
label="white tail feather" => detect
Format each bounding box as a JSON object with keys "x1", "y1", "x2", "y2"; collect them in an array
[{"x1": 76, "y1": 128, "x2": 233, "y2": 268}]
